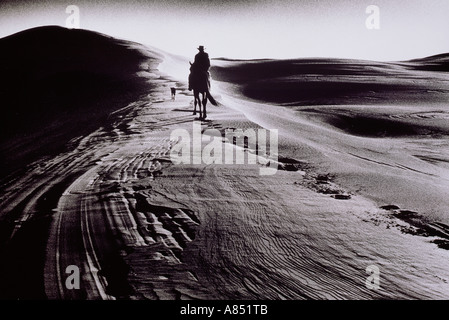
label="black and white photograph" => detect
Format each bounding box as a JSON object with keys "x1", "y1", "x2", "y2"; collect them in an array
[{"x1": 0, "y1": 0, "x2": 449, "y2": 307}]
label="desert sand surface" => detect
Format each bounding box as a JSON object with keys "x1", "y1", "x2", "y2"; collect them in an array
[{"x1": 0, "y1": 27, "x2": 449, "y2": 300}]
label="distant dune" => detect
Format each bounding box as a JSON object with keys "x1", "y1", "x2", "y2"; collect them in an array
[
  {"x1": 403, "y1": 53, "x2": 449, "y2": 72},
  {"x1": 211, "y1": 55, "x2": 449, "y2": 139},
  {"x1": 0, "y1": 26, "x2": 161, "y2": 178},
  {"x1": 211, "y1": 55, "x2": 449, "y2": 106},
  {"x1": 211, "y1": 53, "x2": 449, "y2": 227}
]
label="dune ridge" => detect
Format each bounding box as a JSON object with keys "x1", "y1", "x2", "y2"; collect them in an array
[
  {"x1": 211, "y1": 55, "x2": 449, "y2": 222},
  {"x1": 0, "y1": 26, "x2": 161, "y2": 178}
]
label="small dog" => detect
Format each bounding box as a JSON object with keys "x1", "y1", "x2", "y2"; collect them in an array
[{"x1": 170, "y1": 87, "x2": 176, "y2": 100}]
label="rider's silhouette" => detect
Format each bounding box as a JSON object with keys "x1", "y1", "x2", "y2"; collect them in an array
[
  {"x1": 189, "y1": 45, "x2": 210, "y2": 91},
  {"x1": 194, "y1": 46, "x2": 210, "y2": 72}
]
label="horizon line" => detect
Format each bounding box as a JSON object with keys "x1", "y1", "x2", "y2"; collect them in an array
[{"x1": 2, "y1": 25, "x2": 448, "y2": 64}]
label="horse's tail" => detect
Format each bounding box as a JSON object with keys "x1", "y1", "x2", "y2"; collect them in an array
[{"x1": 206, "y1": 89, "x2": 218, "y2": 106}]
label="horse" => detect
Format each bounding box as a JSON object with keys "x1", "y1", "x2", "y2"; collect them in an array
[{"x1": 189, "y1": 62, "x2": 217, "y2": 119}]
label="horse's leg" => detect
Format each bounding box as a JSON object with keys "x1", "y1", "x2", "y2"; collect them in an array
[
  {"x1": 198, "y1": 92, "x2": 205, "y2": 119},
  {"x1": 202, "y1": 92, "x2": 208, "y2": 119},
  {"x1": 198, "y1": 94, "x2": 203, "y2": 119},
  {"x1": 193, "y1": 91, "x2": 198, "y2": 115},
  {"x1": 194, "y1": 91, "x2": 203, "y2": 119}
]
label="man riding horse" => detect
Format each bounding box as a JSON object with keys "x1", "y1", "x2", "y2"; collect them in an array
[
  {"x1": 188, "y1": 45, "x2": 217, "y2": 119},
  {"x1": 189, "y1": 45, "x2": 210, "y2": 89}
]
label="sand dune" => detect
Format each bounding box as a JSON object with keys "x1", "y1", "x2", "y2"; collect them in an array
[
  {"x1": 1, "y1": 27, "x2": 449, "y2": 300},
  {"x1": 211, "y1": 57, "x2": 449, "y2": 222},
  {"x1": 211, "y1": 57, "x2": 449, "y2": 106},
  {"x1": 0, "y1": 26, "x2": 161, "y2": 178}
]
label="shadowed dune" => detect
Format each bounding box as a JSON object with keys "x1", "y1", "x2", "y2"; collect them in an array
[
  {"x1": 0, "y1": 26, "x2": 164, "y2": 299},
  {"x1": 402, "y1": 53, "x2": 449, "y2": 72},
  {"x1": 0, "y1": 26, "x2": 162, "y2": 178},
  {"x1": 212, "y1": 56, "x2": 449, "y2": 138},
  {"x1": 299, "y1": 108, "x2": 449, "y2": 138},
  {"x1": 211, "y1": 56, "x2": 449, "y2": 106},
  {"x1": 211, "y1": 55, "x2": 449, "y2": 228}
]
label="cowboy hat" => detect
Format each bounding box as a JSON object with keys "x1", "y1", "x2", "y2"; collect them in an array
[{"x1": 197, "y1": 45, "x2": 205, "y2": 51}]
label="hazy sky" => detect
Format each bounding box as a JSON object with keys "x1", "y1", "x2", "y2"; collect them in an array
[{"x1": 1, "y1": 0, "x2": 449, "y2": 61}]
